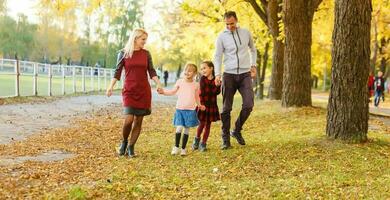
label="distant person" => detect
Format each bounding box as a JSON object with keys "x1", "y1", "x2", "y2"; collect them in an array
[
  {"x1": 192, "y1": 61, "x2": 221, "y2": 152},
  {"x1": 158, "y1": 63, "x2": 205, "y2": 156},
  {"x1": 106, "y1": 28, "x2": 163, "y2": 158},
  {"x1": 94, "y1": 62, "x2": 101, "y2": 76},
  {"x1": 368, "y1": 72, "x2": 375, "y2": 102},
  {"x1": 163, "y1": 70, "x2": 169, "y2": 87},
  {"x1": 374, "y1": 71, "x2": 385, "y2": 107},
  {"x1": 213, "y1": 11, "x2": 257, "y2": 149}
]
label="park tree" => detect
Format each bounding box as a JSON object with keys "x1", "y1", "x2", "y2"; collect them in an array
[
  {"x1": 326, "y1": 0, "x2": 372, "y2": 142},
  {"x1": 0, "y1": 0, "x2": 6, "y2": 15},
  {"x1": 244, "y1": 0, "x2": 284, "y2": 100},
  {"x1": 281, "y1": 0, "x2": 322, "y2": 107},
  {"x1": 160, "y1": 1, "x2": 221, "y2": 72},
  {"x1": 177, "y1": 0, "x2": 270, "y2": 81},
  {"x1": 371, "y1": 0, "x2": 389, "y2": 74},
  {"x1": 110, "y1": 0, "x2": 144, "y2": 49},
  {"x1": 0, "y1": 14, "x2": 36, "y2": 59},
  {"x1": 35, "y1": 0, "x2": 79, "y2": 64},
  {"x1": 0, "y1": 15, "x2": 17, "y2": 58},
  {"x1": 311, "y1": 1, "x2": 333, "y2": 90}
]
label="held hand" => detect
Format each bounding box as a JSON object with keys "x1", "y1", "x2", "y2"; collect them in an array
[
  {"x1": 157, "y1": 83, "x2": 163, "y2": 90},
  {"x1": 199, "y1": 105, "x2": 206, "y2": 111},
  {"x1": 250, "y1": 66, "x2": 257, "y2": 78},
  {"x1": 106, "y1": 88, "x2": 113, "y2": 97},
  {"x1": 215, "y1": 75, "x2": 222, "y2": 86},
  {"x1": 157, "y1": 88, "x2": 164, "y2": 94}
]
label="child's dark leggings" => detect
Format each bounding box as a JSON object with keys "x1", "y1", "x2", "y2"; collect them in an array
[{"x1": 197, "y1": 121, "x2": 211, "y2": 143}]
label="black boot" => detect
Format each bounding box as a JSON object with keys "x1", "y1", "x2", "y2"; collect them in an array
[
  {"x1": 192, "y1": 137, "x2": 200, "y2": 150},
  {"x1": 221, "y1": 133, "x2": 231, "y2": 150},
  {"x1": 127, "y1": 144, "x2": 135, "y2": 158},
  {"x1": 118, "y1": 140, "x2": 128, "y2": 156},
  {"x1": 199, "y1": 142, "x2": 207, "y2": 152},
  {"x1": 230, "y1": 130, "x2": 246, "y2": 145}
]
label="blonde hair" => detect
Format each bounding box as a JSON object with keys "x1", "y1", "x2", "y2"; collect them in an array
[
  {"x1": 123, "y1": 28, "x2": 148, "y2": 58},
  {"x1": 185, "y1": 63, "x2": 197, "y2": 73}
]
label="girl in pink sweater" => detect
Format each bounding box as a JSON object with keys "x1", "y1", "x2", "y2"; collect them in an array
[{"x1": 159, "y1": 63, "x2": 205, "y2": 156}]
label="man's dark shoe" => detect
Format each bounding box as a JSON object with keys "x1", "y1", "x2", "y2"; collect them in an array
[
  {"x1": 127, "y1": 145, "x2": 135, "y2": 158},
  {"x1": 230, "y1": 131, "x2": 246, "y2": 145},
  {"x1": 118, "y1": 141, "x2": 128, "y2": 156},
  {"x1": 221, "y1": 139, "x2": 232, "y2": 150}
]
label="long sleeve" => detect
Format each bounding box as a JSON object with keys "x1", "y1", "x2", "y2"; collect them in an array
[
  {"x1": 216, "y1": 84, "x2": 221, "y2": 95},
  {"x1": 114, "y1": 51, "x2": 125, "y2": 80},
  {"x1": 146, "y1": 50, "x2": 157, "y2": 79},
  {"x1": 213, "y1": 35, "x2": 224, "y2": 76},
  {"x1": 195, "y1": 83, "x2": 201, "y2": 106},
  {"x1": 163, "y1": 80, "x2": 180, "y2": 96},
  {"x1": 248, "y1": 31, "x2": 257, "y2": 66}
]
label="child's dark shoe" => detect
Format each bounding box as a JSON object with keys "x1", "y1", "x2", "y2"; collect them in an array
[
  {"x1": 118, "y1": 141, "x2": 128, "y2": 156},
  {"x1": 192, "y1": 137, "x2": 200, "y2": 150},
  {"x1": 199, "y1": 143, "x2": 207, "y2": 152}
]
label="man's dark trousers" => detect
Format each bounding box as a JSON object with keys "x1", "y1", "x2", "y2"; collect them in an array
[{"x1": 221, "y1": 72, "x2": 254, "y2": 142}]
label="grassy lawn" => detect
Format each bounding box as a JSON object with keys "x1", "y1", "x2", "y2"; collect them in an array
[
  {"x1": 0, "y1": 74, "x2": 121, "y2": 97},
  {"x1": 0, "y1": 100, "x2": 389, "y2": 199}
]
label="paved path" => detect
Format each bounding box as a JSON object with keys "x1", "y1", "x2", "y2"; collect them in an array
[
  {"x1": 312, "y1": 95, "x2": 390, "y2": 117},
  {"x1": 0, "y1": 92, "x2": 176, "y2": 145},
  {"x1": 1, "y1": 93, "x2": 387, "y2": 145}
]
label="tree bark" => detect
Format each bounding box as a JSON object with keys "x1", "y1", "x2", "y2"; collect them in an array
[
  {"x1": 282, "y1": 0, "x2": 319, "y2": 107},
  {"x1": 379, "y1": 37, "x2": 388, "y2": 73},
  {"x1": 255, "y1": 50, "x2": 262, "y2": 98},
  {"x1": 260, "y1": 42, "x2": 270, "y2": 99},
  {"x1": 326, "y1": 0, "x2": 371, "y2": 143},
  {"x1": 370, "y1": 19, "x2": 378, "y2": 73},
  {"x1": 267, "y1": 0, "x2": 284, "y2": 100},
  {"x1": 246, "y1": 0, "x2": 284, "y2": 100}
]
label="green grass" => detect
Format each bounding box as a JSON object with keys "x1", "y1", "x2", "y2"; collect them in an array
[
  {"x1": 72, "y1": 100, "x2": 390, "y2": 199},
  {"x1": 0, "y1": 74, "x2": 122, "y2": 97},
  {"x1": 1, "y1": 99, "x2": 388, "y2": 199},
  {"x1": 67, "y1": 186, "x2": 87, "y2": 200}
]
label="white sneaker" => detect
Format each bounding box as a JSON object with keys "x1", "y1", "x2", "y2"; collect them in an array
[
  {"x1": 171, "y1": 146, "x2": 180, "y2": 155},
  {"x1": 180, "y1": 148, "x2": 187, "y2": 156}
]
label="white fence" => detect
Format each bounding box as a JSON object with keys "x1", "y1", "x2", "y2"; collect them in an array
[{"x1": 0, "y1": 59, "x2": 123, "y2": 98}]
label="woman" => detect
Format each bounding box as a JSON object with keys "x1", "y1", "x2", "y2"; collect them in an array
[{"x1": 106, "y1": 28, "x2": 162, "y2": 157}]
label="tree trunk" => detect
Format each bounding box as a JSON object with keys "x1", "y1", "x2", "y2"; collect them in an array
[
  {"x1": 326, "y1": 0, "x2": 371, "y2": 143},
  {"x1": 255, "y1": 51, "x2": 262, "y2": 98},
  {"x1": 370, "y1": 19, "x2": 378, "y2": 73},
  {"x1": 260, "y1": 42, "x2": 270, "y2": 99},
  {"x1": 176, "y1": 64, "x2": 182, "y2": 79},
  {"x1": 268, "y1": 39, "x2": 284, "y2": 100},
  {"x1": 282, "y1": 0, "x2": 315, "y2": 107},
  {"x1": 379, "y1": 37, "x2": 388, "y2": 73},
  {"x1": 267, "y1": 0, "x2": 284, "y2": 100}
]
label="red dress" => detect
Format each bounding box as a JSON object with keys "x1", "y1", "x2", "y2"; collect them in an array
[
  {"x1": 197, "y1": 76, "x2": 221, "y2": 122},
  {"x1": 114, "y1": 49, "x2": 157, "y2": 109}
]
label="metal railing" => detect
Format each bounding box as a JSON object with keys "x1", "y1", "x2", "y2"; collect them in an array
[{"x1": 0, "y1": 59, "x2": 124, "y2": 97}]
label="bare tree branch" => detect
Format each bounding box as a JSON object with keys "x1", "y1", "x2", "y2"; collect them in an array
[
  {"x1": 197, "y1": 11, "x2": 222, "y2": 22},
  {"x1": 245, "y1": 0, "x2": 268, "y2": 25},
  {"x1": 259, "y1": 0, "x2": 268, "y2": 8},
  {"x1": 311, "y1": 0, "x2": 323, "y2": 13}
]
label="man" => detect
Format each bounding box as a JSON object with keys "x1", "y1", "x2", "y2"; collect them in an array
[{"x1": 214, "y1": 11, "x2": 257, "y2": 150}]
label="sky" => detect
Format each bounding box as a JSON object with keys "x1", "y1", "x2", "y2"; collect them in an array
[
  {"x1": 6, "y1": 0, "x2": 165, "y2": 43},
  {"x1": 7, "y1": 0, "x2": 39, "y2": 23}
]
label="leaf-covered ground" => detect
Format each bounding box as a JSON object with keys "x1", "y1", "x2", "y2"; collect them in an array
[{"x1": 0, "y1": 100, "x2": 389, "y2": 199}]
